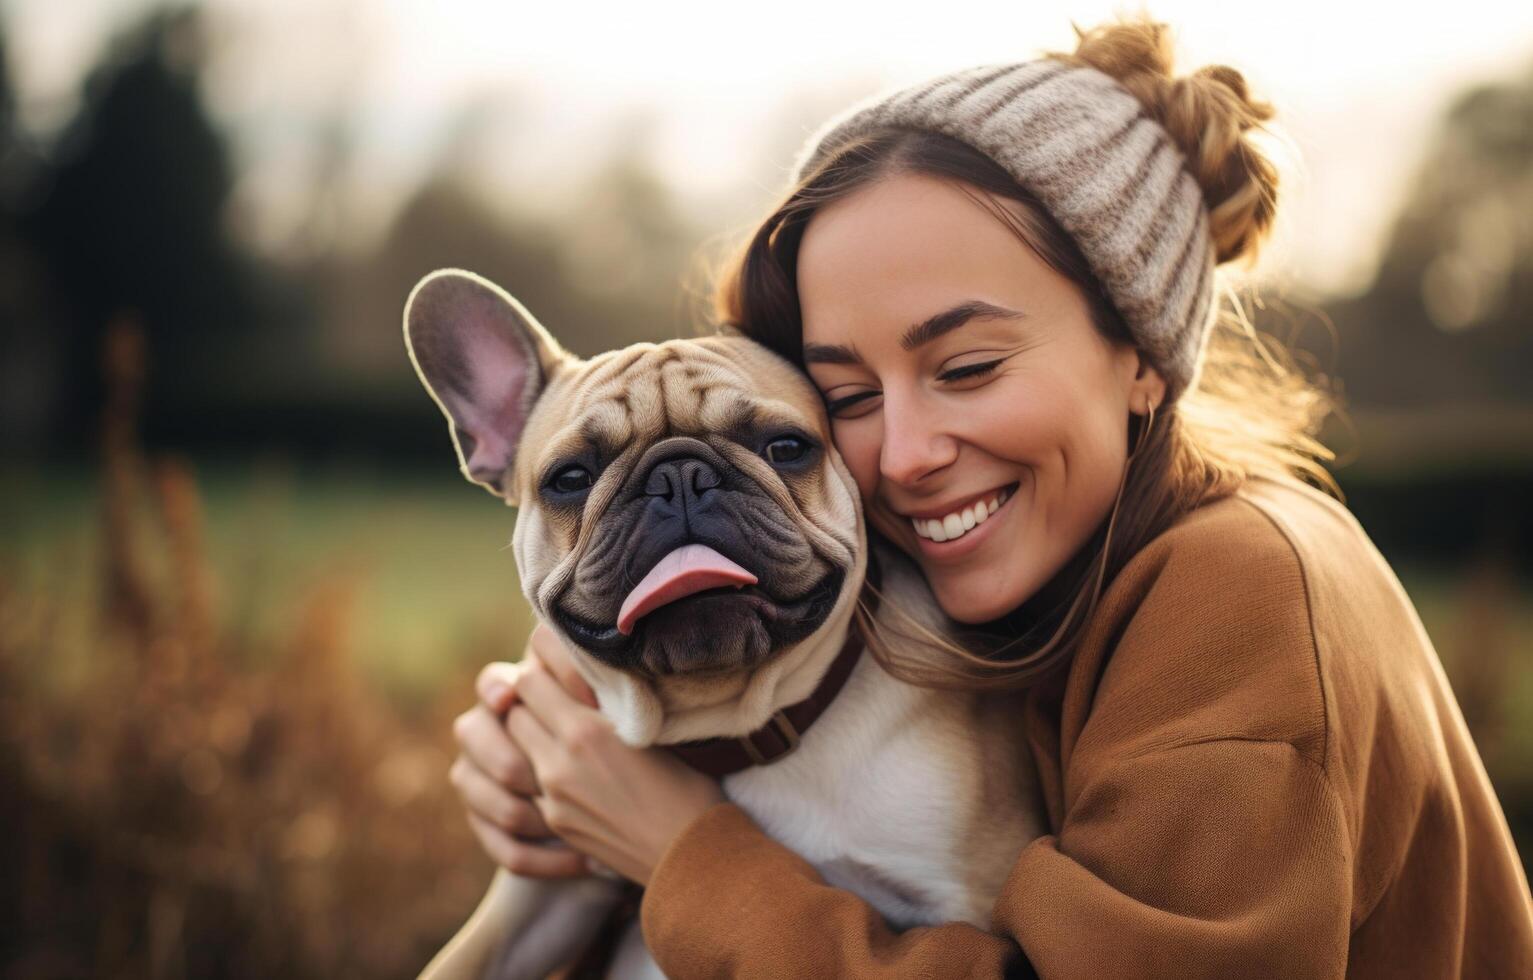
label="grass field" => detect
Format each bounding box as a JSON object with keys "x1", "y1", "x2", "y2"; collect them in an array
[{"x1": 2, "y1": 460, "x2": 535, "y2": 704}]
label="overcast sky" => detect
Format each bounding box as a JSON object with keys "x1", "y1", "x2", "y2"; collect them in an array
[{"x1": 6, "y1": 0, "x2": 1533, "y2": 297}]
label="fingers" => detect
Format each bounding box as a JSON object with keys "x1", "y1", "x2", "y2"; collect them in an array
[
  {"x1": 504, "y1": 699, "x2": 560, "y2": 773},
  {"x1": 527, "y1": 621, "x2": 600, "y2": 708},
  {"x1": 455, "y1": 621, "x2": 607, "y2": 882},
  {"x1": 452, "y1": 703, "x2": 539, "y2": 796},
  {"x1": 450, "y1": 756, "x2": 555, "y2": 839},
  {"x1": 515, "y1": 658, "x2": 614, "y2": 747},
  {"x1": 466, "y1": 812, "x2": 591, "y2": 879},
  {"x1": 476, "y1": 660, "x2": 523, "y2": 715}
]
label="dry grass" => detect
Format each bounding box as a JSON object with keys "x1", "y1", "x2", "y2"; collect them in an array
[{"x1": 0, "y1": 319, "x2": 492, "y2": 979}]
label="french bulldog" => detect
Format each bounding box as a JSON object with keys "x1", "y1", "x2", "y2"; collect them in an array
[{"x1": 406, "y1": 270, "x2": 1044, "y2": 979}]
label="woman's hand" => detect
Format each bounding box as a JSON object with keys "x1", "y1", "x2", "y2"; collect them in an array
[
  {"x1": 449, "y1": 623, "x2": 601, "y2": 878},
  {"x1": 506, "y1": 623, "x2": 727, "y2": 886}
]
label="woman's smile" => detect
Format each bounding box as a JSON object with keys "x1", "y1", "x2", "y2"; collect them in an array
[{"x1": 893, "y1": 480, "x2": 1019, "y2": 560}]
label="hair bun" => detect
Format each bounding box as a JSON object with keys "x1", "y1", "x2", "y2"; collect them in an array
[{"x1": 1049, "y1": 17, "x2": 1280, "y2": 267}]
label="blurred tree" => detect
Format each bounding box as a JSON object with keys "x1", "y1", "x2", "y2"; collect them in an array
[
  {"x1": 1322, "y1": 62, "x2": 1533, "y2": 411},
  {"x1": 318, "y1": 108, "x2": 705, "y2": 400},
  {"x1": 1305, "y1": 59, "x2": 1533, "y2": 570},
  {"x1": 0, "y1": 24, "x2": 11, "y2": 149},
  {"x1": 280, "y1": 115, "x2": 707, "y2": 461},
  {"x1": 18, "y1": 6, "x2": 275, "y2": 450},
  {"x1": 562, "y1": 111, "x2": 698, "y2": 319},
  {"x1": 0, "y1": 19, "x2": 59, "y2": 454}
]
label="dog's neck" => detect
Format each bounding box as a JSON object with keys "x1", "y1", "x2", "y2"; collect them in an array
[{"x1": 569, "y1": 554, "x2": 867, "y2": 747}]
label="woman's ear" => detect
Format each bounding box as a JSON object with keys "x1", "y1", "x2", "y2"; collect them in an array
[{"x1": 1126, "y1": 351, "x2": 1168, "y2": 416}]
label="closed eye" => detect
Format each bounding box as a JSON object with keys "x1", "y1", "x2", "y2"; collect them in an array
[
  {"x1": 826, "y1": 390, "x2": 880, "y2": 416},
  {"x1": 936, "y1": 358, "x2": 1004, "y2": 383}
]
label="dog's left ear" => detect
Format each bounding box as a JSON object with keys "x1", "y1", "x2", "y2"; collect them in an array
[{"x1": 404, "y1": 269, "x2": 573, "y2": 501}]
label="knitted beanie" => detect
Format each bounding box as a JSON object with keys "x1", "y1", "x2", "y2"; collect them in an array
[{"x1": 791, "y1": 58, "x2": 1218, "y2": 405}]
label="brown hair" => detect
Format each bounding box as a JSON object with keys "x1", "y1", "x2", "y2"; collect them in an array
[{"x1": 710, "y1": 16, "x2": 1343, "y2": 690}]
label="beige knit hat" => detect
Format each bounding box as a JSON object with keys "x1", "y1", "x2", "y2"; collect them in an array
[{"x1": 791, "y1": 58, "x2": 1218, "y2": 405}]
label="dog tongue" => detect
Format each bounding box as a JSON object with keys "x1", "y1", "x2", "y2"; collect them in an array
[{"x1": 616, "y1": 544, "x2": 758, "y2": 635}]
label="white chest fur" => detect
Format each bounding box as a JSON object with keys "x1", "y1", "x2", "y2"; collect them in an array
[{"x1": 722, "y1": 648, "x2": 1042, "y2": 929}]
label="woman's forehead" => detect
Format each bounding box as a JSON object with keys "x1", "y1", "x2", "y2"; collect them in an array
[{"x1": 796, "y1": 175, "x2": 1072, "y2": 346}]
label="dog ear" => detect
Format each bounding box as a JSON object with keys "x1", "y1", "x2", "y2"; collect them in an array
[{"x1": 404, "y1": 269, "x2": 572, "y2": 501}]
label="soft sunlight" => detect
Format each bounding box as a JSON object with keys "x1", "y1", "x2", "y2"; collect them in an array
[{"x1": 6, "y1": 0, "x2": 1533, "y2": 296}]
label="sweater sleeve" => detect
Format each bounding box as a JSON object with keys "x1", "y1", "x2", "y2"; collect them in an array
[
  {"x1": 639, "y1": 736, "x2": 1351, "y2": 979},
  {"x1": 997, "y1": 737, "x2": 1352, "y2": 978},
  {"x1": 638, "y1": 801, "x2": 1029, "y2": 978}
]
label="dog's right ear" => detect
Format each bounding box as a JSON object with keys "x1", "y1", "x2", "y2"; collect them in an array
[{"x1": 404, "y1": 269, "x2": 572, "y2": 501}]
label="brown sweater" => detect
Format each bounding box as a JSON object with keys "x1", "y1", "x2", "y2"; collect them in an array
[{"x1": 636, "y1": 475, "x2": 1533, "y2": 978}]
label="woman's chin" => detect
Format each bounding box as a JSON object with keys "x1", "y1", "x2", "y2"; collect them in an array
[
  {"x1": 871, "y1": 521, "x2": 1035, "y2": 623},
  {"x1": 923, "y1": 566, "x2": 1030, "y2": 625}
]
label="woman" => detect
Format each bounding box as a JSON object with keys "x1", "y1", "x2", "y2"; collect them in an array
[{"x1": 448, "y1": 17, "x2": 1533, "y2": 977}]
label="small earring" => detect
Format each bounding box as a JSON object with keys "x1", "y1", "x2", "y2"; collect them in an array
[{"x1": 1129, "y1": 398, "x2": 1156, "y2": 461}]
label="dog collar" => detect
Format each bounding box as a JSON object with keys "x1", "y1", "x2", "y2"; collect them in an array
[{"x1": 665, "y1": 556, "x2": 881, "y2": 778}]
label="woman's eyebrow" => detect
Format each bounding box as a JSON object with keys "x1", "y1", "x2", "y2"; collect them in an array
[
  {"x1": 900, "y1": 300, "x2": 1026, "y2": 350},
  {"x1": 801, "y1": 300, "x2": 1025, "y2": 364}
]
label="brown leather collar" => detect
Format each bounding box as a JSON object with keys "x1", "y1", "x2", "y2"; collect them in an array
[
  {"x1": 665, "y1": 557, "x2": 879, "y2": 778},
  {"x1": 665, "y1": 625, "x2": 865, "y2": 777}
]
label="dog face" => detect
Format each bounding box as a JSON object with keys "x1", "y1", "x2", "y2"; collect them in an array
[{"x1": 405, "y1": 270, "x2": 862, "y2": 680}]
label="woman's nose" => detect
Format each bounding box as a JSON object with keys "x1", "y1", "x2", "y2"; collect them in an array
[{"x1": 878, "y1": 389, "x2": 958, "y2": 486}]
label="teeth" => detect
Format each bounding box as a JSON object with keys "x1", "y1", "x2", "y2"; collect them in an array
[{"x1": 908, "y1": 487, "x2": 1011, "y2": 545}]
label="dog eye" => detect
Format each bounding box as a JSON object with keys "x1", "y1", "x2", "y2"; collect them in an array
[
  {"x1": 763, "y1": 436, "x2": 809, "y2": 465},
  {"x1": 550, "y1": 465, "x2": 593, "y2": 494}
]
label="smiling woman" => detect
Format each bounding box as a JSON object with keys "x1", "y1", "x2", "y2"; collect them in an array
[{"x1": 450, "y1": 14, "x2": 1533, "y2": 979}]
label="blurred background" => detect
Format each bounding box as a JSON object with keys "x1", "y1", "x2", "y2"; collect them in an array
[{"x1": 1, "y1": 0, "x2": 1531, "y2": 975}]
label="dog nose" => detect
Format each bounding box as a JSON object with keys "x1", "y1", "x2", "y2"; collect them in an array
[{"x1": 643, "y1": 457, "x2": 721, "y2": 505}]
